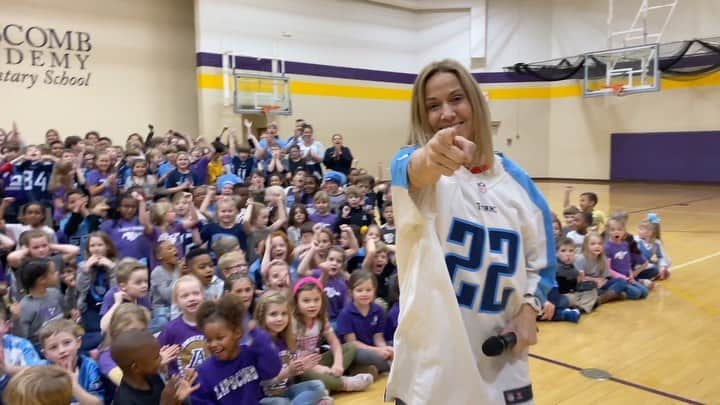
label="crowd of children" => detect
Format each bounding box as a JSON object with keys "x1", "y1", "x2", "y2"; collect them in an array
[
  {"x1": 0, "y1": 122, "x2": 671, "y2": 404},
  {"x1": 0, "y1": 121, "x2": 400, "y2": 404},
  {"x1": 539, "y1": 187, "x2": 672, "y2": 324}
]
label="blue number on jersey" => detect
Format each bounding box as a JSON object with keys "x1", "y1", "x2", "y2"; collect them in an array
[{"x1": 445, "y1": 218, "x2": 519, "y2": 314}]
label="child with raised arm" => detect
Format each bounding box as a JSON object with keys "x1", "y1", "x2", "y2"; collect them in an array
[
  {"x1": 6, "y1": 230, "x2": 78, "y2": 302},
  {"x1": 99, "y1": 258, "x2": 151, "y2": 333},
  {"x1": 165, "y1": 152, "x2": 201, "y2": 194},
  {"x1": 298, "y1": 245, "x2": 349, "y2": 327},
  {"x1": 86, "y1": 152, "x2": 117, "y2": 199},
  {"x1": 563, "y1": 186, "x2": 606, "y2": 231},
  {"x1": 99, "y1": 192, "x2": 152, "y2": 264},
  {"x1": 0, "y1": 199, "x2": 57, "y2": 244},
  {"x1": 15, "y1": 258, "x2": 65, "y2": 349}
]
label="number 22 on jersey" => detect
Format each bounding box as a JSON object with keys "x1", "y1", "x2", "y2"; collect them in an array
[{"x1": 445, "y1": 218, "x2": 519, "y2": 313}]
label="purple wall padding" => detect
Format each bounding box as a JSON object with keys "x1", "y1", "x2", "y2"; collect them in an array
[{"x1": 611, "y1": 131, "x2": 720, "y2": 183}]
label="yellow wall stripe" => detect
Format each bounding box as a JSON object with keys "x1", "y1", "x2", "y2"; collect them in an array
[{"x1": 197, "y1": 71, "x2": 720, "y2": 101}]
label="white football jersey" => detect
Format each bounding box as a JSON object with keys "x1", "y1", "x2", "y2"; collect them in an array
[{"x1": 385, "y1": 147, "x2": 556, "y2": 405}]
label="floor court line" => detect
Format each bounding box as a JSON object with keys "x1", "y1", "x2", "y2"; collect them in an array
[
  {"x1": 528, "y1": 353, "x2": 705, "y2": 405},
  {"x1": 671, "y1": 250, "x2": 720, "y2": 271}
]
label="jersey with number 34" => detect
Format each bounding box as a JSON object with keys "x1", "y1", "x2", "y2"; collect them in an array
[{"x1": 19, "y1": 160, "x2": 53, "y2": 203}]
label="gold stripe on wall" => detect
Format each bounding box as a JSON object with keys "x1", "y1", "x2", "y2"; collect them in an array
[{"x1": 197, "y1": 71, "x2": 720, "y2": 101}]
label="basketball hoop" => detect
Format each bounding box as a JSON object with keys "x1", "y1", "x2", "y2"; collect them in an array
[
  {"x1": 602, "y1": 83, "x2": 626, "y2": 96},
  {"x1": 260, "y1": 105, "x2": 281, "y2": 117}
]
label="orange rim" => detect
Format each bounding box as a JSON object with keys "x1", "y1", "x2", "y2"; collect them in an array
[
  {"x1": 260, "y1": 105, "x2": 281, "y2": 115},
  {"x1": 601, "y1": 84, "x2": 625, "y2": 96}
]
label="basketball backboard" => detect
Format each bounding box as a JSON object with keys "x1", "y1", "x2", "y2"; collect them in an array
[{"x1": 583, "y1": 43, "x2": 660, "y2": 97}]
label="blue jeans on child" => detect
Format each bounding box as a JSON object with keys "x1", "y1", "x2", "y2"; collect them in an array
[
  {"x1": 623, "y1": 280, "x2": 648, "y2": 299},
  {"x1": 636, "y1": 267, "x2": 659, "y2": 280},
  {"x1": 259, "y1": 380, "x2": 327, "y2": 405},
  {"x1": 600, "y1": 277, "x2": 628, "y2": 295}
]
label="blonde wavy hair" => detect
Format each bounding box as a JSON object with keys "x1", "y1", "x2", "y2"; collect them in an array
[{"x1": 409, "y1": 59, "x2": 494, "y2": 169}]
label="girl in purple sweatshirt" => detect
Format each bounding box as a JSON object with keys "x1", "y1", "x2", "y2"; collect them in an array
[
  {"x1": 190, "y1": 294, "x2": 282, "y2": 404},
  {"x1": 604, "y1": 217, "x2": 649, "y2": 299}
]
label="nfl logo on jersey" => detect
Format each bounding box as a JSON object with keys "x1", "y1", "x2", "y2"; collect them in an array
[{"x1": 477, "y1": 182, "x2": 487, "y2": 193}]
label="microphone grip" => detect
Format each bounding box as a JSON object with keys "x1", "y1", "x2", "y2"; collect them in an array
[{"x1": 481, "y1": 332, "x2": 517, "y2": 357}]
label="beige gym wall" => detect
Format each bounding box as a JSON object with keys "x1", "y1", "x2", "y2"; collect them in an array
[{"x1": 0, "y1": 0, "x2": 198, "y2": 144}]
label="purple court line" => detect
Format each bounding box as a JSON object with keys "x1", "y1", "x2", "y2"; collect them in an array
[
  {"x1": 626, "y1": 195, "x2": 720, "y2": 215},
  {"x1": 528, "y1": 353, "x2": 705, "y2": 405}
]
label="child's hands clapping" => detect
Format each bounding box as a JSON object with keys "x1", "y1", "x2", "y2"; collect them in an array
[
  {"x1": 161, "y1": 369, "x2": 200, "y2": 404},
  {"x1": 160, "y1": 344, "x2": 181, "y2": 366},
  {"x1": 301, "y1": 351, "x2": 322, "y2": 370},
  {"x1": 287, "y1": 358, "x2": 305, "y2": 376}
]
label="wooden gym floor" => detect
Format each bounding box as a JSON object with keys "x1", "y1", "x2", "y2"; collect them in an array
[{"x1": 336, "y1": 181, "x2": 720, "y2": 405}]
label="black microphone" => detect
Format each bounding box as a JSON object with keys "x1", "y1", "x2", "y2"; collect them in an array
[{"x1": 482, "y1": 333, "x2": 517, "y2": 357}]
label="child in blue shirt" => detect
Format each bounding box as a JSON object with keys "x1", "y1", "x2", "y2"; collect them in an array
[
  {"x1": 38, "y1": 319, "x2": 104, "y2": 405},
  {"x1": 0, "y1": 304, "x2": 43, "y2": 396}
]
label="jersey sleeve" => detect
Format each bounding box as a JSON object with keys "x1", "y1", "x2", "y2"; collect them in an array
[{"x1": 500, "y1": 157, "x2": 557, "y2": 297}]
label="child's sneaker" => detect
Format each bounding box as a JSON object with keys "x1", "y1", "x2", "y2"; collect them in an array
[
  {"x1": 639, "y1": 279, "x2": 655, "y2": 289},
  {"x1": 560, "y1": 308, "x2": 581, "y2": 323},
  {"x1": 349, "y1": 364, "x2": 379, "y2": 381},
  {"x1": 342, "y1": 373, "x2": 374, "y2": 391}
]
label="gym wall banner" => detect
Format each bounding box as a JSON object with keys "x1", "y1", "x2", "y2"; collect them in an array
[{"x1": 0, "y1": 24, "x2": 92, "y2": 89}]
